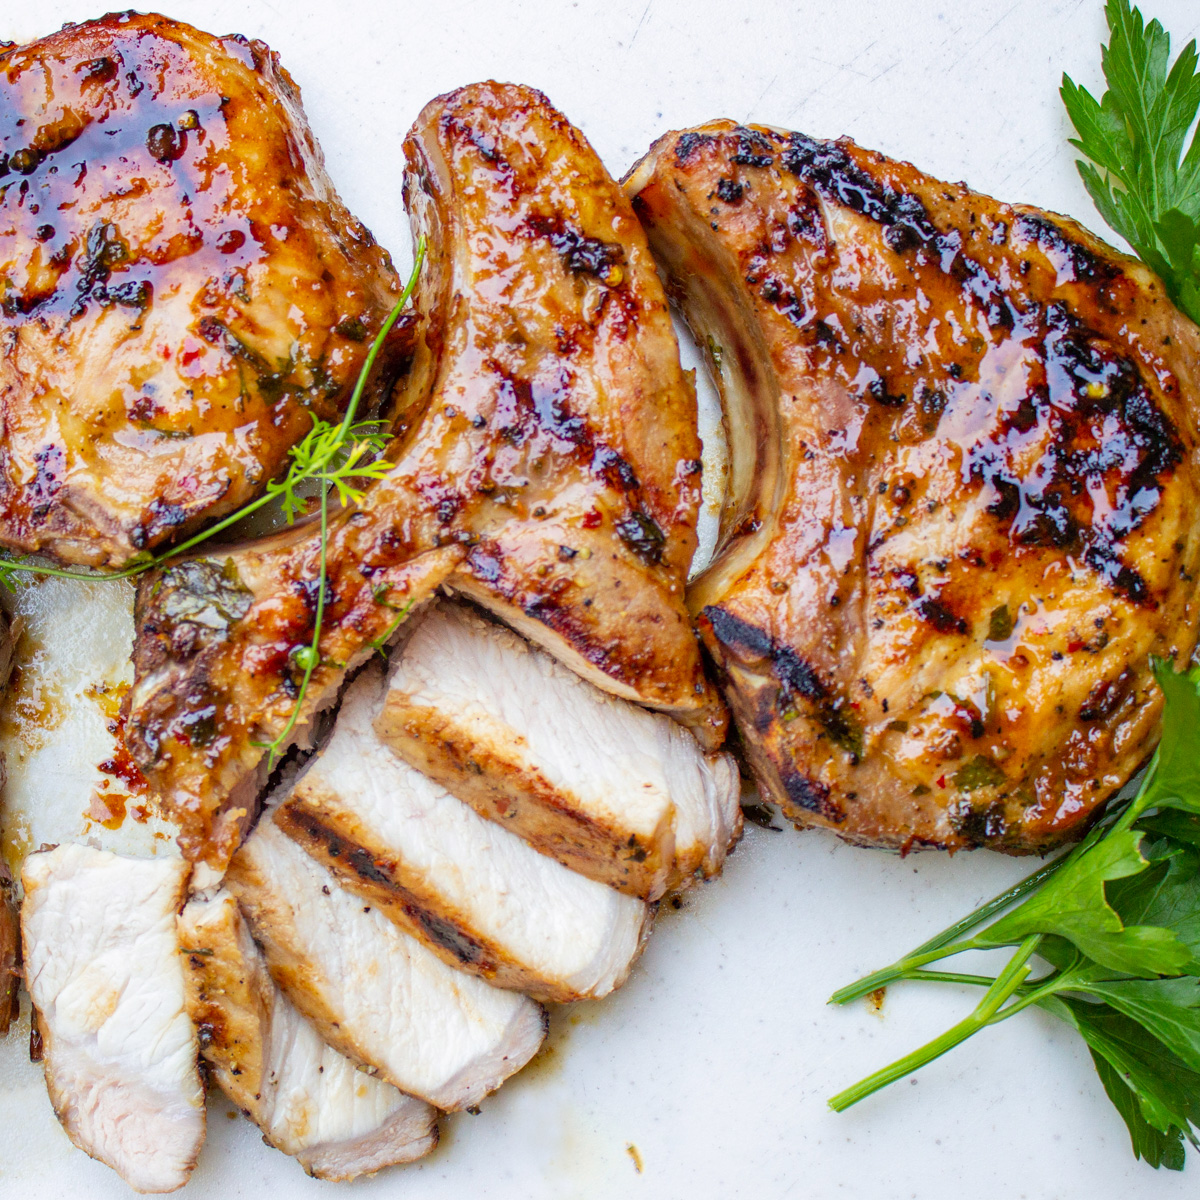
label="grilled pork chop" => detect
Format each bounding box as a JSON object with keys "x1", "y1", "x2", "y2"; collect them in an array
[
  {"x1": 21, "y1": 845, "x2": 204, "y2": 1193},
  {"x1": 0, "y1": 13, "x2": 409, "y2": 566},
  {"x1": 276, "y1": 665, "x2": 650, "y2": 1001},
  {"x1": 626, "y1": 123, "x2": 1200, "y2": 852},
  {"x1": 179, "y1": 890, "x2": 438, "y2": 1181},
  {"x1": 226, "y1": 813, "x2": 546, "y2": 1110},
  {"x1": 126, "y1": 82, "x2": 725, "y2": 875},
  {"x1": 377, "y1": 600, "x2": 740, "y2": 898}
]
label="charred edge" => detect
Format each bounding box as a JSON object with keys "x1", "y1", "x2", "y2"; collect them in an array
[
  {"x1": 1013, "y1": 213, "x2": 1121, "y2": 287},
  {"x1": 702, "y1": 606, "x2": 861, "y2": 759},
  {"x1": 779, "y1": 133, "x2": 940, "y2": 252},
  {"x1": 948, "y1": 799, "x2": 1009, "y2": 847},
  {"x1": 288, "y1": 806, "x2": 491, "y2": 968},
  {"x1": 674, "y1": 131, "x2": 715, "y2": 165},
  {"x1": 780, "y1": 767, "x2": 844, "y2": 824}
]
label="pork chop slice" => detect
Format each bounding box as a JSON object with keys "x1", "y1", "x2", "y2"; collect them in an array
[
  {"x1": 275, "y1": 664, "x2": 650, "y2": 1001},
  {"x1": 178, "y1": 890, "x2": 438, "y2": 1181},
  {"x1": 21, "y1": 845, "x2": 204, "y2": 1193},
  {"x1": 377, "y1": 599, "x2": 741, "y2": 898},
  {"x1": 626, "y1": 123, "x2": 1200, "y2": 852},
  {"x1": 125, "y1": 81, "x2": 727, "y2": 878},
  {"x1": 225, "y1": 814, "x2": 545, "y2": 1110}
]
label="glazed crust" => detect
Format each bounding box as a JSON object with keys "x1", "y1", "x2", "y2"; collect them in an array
[
  {"x1": 0, "y1": 12, "x2": 407, "y2": 566},
  {"x1": 126, "y1": 83, "x2": 725, "y2": 873},
  {"x1": 627, "y1": 122, "x2": 1200, "y2": 853}
]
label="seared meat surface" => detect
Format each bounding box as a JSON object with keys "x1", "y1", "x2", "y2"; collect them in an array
[
  {"x1": 21, "y1": 845, "x2": 204, "y2": 1193},
  {"x1": 627, "y1": 123, "x2": 1200, "y2": 852},
  {"x1": 126, "y1": 82, "x2": 725, "y2": 874},
  {"x1": 378, "y1": 600, "x2": 740, "y2": 898},
  {"x1": 0, "y1": 13, "x2": 408, "y2": 566},
  {"x1": 277, "y1": 664, "x2": 650, "y2": 1001},
  {"x1": 179, "y1": 890, "x2": 438, "y2": 1181}
]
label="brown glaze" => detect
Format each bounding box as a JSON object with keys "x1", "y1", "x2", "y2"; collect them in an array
[
  {"x1": 626, "y1": 122, "x2": 1200, "y2": 853},
  {"x1": 126, "y1": 83, "x2": 725, "y2": 874},
  {"x1": 0, "y1": 13, "x2": 409, "y2": 566}
]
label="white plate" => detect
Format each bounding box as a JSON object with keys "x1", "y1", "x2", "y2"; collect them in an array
[{"x1": 2, "y1": 1, "x2": 1199, "y2": 1196}]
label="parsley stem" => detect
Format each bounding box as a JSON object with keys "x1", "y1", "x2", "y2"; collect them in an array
[
  {"x1": 829, "y1": 859, "x2": 1065, "y2": 1006},
  {"x1": 828, "y1": 935, "x2": 1042, "y2": 1112}
]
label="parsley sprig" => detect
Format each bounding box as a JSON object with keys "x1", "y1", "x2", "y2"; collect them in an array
[
  {"x1": 0, "y1": 236, "x2": 426, "y2": 590},
  {"x1": 831, "y1": 661, "x2": 1200, "y2": 1171},
  {"x1": 1062, "y1": 0, "x2": 1200, "y2": 323}
]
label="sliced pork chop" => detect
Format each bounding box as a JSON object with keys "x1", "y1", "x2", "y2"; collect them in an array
[
  {"x1": 179, "y1": 890, "x2": 438, "y2": 1181},
  {"x1": 276, "y1": 664, "x2": 650, "y2": 1001},
  {"x1": 21, "y1": 845, "x2": 204, "y2": 1193},
  {"x1": 377, "y1": 600, "x2": 741, "y2": 898},
  {"x1": 626, "y1": 123, "x2": 1200, "y2": 852},
  {"x1": 125, "y1": 81, "x2": 727, "y2": 878},
  {"x1": 225, "y1": 814, "x2": 545, "y2": 1110}
]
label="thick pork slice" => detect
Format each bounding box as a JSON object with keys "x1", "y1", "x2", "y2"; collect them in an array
[
  {"x1": 377, "y1": 601, "x2": 742, "y2": 897},
  {"x1": 277, "y1": 665, "x2": 650, "y2": 1002},
  {"x1": 178, "y1": 891, "x2": 437, "y2": 1181},
  {"x1": 225, "y1": 816, "x2": 545, "y2": 1111},
  {"x1": 21, "y1": 846, "x2": 204, "y2": 1193}
]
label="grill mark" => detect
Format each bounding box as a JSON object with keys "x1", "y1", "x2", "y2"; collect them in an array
[
  {"x1": 284, "y1": 805, "x2": 492, "y2": 969},
  {"x1": 780, "y1": 767, "x2": 843, "y2": 823}
]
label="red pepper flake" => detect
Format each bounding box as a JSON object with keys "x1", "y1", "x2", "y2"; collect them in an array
[
  {"x1": 582, "y1": 509, "x2": 602, "y2": 529},
  {"x1": 936, "y1": 774, "x2": 947, "y2": 789},
  {"x1": 1067, "y1": 640, "x2": 1084, "y2": 653}
]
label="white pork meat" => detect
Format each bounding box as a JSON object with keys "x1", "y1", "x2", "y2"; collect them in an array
[
  {"x1": 21, "y1": 845, "x2": 204, "y2": 1193},
  {"x1": 179, "y1": 890, "x2": 438, "y2": 1181},
  {"x1": 277, "y1": 663, "x2": 650, "y2": 1002},
  {"x1": 376, "y1": 600, "x2": 742, "y2": 897},
  {"x1": 225, "y1": 815, "x2": 545, "y2": 1111}
]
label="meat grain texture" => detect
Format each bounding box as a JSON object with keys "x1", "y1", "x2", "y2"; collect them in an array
[
  {"x1": 226, "y1": 813, "x2": 547, "y2": 1110},
  {"x1": 21, "y1": 845, "x2": 204, "y2": 1193},
  {"x1": 627, "y1": 123, "x2": 1200, "y2": 852},
  {"x1": 277, "y1": 662, "x2": 652, "y2": 1001}
]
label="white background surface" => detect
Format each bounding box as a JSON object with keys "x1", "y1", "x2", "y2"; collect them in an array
[{"x1": 2, "y1": 0, "x2": 1200, "y2": 1197}]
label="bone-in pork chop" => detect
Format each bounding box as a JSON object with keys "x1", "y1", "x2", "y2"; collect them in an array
[{"x1": 626, "y1": 122, "x2": 1200, "y2": 852}]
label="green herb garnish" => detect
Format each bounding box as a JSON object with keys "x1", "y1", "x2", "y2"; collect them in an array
[
  {"x1": 830, "y1": 660, "x2": 1200, "y2": 1170},
  {"x1": 1061, "y1": 0, "x2": 1200, "y2": 323}
]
